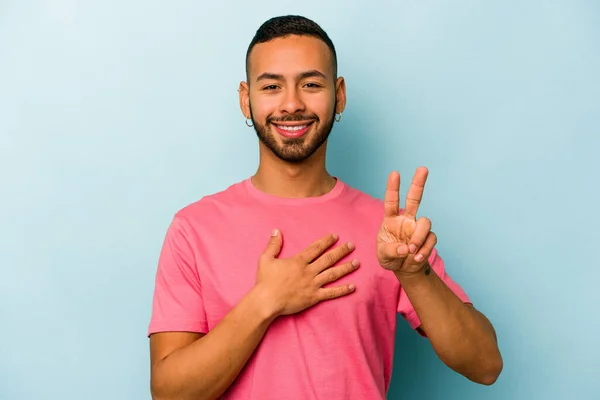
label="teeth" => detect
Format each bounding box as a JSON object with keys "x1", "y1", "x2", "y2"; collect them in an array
[{"x1": 276, "y1": 124, "x2": 308, "y2": 132}]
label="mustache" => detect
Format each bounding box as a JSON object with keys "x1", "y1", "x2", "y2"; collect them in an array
[{"x1": 267, "y1": 114, "x2": 319, "y2": 123}]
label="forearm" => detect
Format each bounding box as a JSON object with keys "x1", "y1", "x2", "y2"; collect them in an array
[
  {"x1": 151, "y1": 286, "x2": 277, "y2": 400},
  {"x1": 394, "y1": 267, "x2": 502, "y2": 385}
]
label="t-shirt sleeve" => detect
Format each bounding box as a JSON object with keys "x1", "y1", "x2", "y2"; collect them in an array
[
  {"x1": 397, "y1": 248, "x2": 471, "y2": 331},
  {"x1": 148, "y1": 215, "x2": 209, "y2": 336}
]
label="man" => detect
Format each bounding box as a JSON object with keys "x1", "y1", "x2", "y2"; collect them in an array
[{"x1": 148, "y1": 15, "x2": 502, "y2": 400}]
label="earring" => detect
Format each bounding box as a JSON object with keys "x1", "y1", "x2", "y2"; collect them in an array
[
  {"x1": 335, "y1": 113, "x2": 342, "y2": 122},
  {"x1": 245, "y1": 117, "x2": 254, "y2": 127}
]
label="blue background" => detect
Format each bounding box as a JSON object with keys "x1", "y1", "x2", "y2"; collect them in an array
[{"x1": 1, "y1": 1, "x2": 598, "y2": 399}]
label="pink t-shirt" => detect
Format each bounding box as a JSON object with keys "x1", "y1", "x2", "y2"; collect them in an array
[{"x1": 148, "y1": 178, "x2": 470, "y2": 399}]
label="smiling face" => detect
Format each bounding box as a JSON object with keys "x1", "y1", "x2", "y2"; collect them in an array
[{"x1": 240, "y1": 35, "x2": 346, "y2": 164}]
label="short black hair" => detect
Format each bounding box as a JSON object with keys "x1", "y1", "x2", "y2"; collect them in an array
[{"x1": 245, "y1": 15, "x2": 338, "y2": 80}]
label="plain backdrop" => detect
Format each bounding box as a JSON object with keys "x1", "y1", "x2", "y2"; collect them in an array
[{"x1": 1, "y1": 1, "x2": 599, "y2": 399}]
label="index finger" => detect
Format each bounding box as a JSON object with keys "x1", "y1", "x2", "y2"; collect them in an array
[
  {"x1": 384, "y1": 171, "x2": 401, "y2": 217},
  {"x1": 403, "y1": 166, "x2": 429, "y2": 219},
  {"x1": 299, "y1": 233, "x2": 339, "y2": 263}
]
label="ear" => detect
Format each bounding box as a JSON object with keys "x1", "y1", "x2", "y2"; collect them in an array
[
  {"x1": 335, "y1": 77, "x2": 347, "y2": 115},
  {"x1": 238, "y1": 81, "x2": 251, "y2": 119}
]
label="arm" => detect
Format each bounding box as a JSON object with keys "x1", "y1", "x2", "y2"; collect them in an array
[
  {"x1": 149, "y1": 229, "x2": 358, "y2": 400},
  {"x1": 394, "y1": 263, "x2": 502, "y2": 385},
  {"x1": 150, "y1": 286, "x2": 276, "y2": 400},
  {"x1": 377, "y1": 168, "x2": 502, "y2": 385}
]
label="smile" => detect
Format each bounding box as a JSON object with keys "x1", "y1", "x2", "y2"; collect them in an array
[{"x1": 272, "y1": 122, "x2": 314, "y2": 138}]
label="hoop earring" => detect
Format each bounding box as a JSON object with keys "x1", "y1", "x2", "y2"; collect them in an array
[
  {"x1": 335, "y1": 113, "x2": 342, "y2": 122},
  {"x1": 245, "y1": 118, "x2": 254, "y2": 127}
]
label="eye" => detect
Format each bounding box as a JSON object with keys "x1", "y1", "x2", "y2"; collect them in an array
[
  {"x1": 263, "y1": 85, "x2": 279, "y2": 91},
  {"x1": 304, "y1": 82, "x2": 322, "y2": 89}
]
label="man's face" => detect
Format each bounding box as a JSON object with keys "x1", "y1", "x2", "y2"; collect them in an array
[{"x1": 240, "y1": 35, "x2": 345, "y2": 163}]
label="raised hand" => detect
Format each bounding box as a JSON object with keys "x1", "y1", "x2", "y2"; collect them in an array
[
  {"x1": 377, "y1": 167, "x2": 437, "y2": 274},
  {"x1": 255, "y1": 230, "x2": 359, "y2": 317}
]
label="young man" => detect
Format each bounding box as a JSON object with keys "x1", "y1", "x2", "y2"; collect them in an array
[{"x1": 148, "y1": 15, "x2": 502, "y2": 400}]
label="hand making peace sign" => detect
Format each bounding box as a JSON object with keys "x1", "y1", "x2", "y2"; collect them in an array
[{"x1": 377, "y1": 167, "x2": 437, "y2": 275}]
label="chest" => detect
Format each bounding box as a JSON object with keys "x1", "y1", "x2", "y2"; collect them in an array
[{"x1": 193, "y1": 205, "x2": 400, "y2": 327}]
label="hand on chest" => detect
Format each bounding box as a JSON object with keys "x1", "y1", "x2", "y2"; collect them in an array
[{"x1": 200, "y1": 221, "x2": 399, "y2": 319}]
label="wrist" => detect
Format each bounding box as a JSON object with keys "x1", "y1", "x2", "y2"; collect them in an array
[
  {"x1": 393, "y1": 262, "x2": 432, "y2": 284},
  {"x1": 248, "y1": 284, "x2": 281, "y2": 322}
]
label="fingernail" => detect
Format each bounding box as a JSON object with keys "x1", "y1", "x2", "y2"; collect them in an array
[
  {"x1": 332, "y1": 233, "x2": 339, "y2": 240},
  {"x1": 415, "y1": 254, "x2": 424, "y2": 262},
  {"x1": 348, "y1": 242, "x2": 355, "y2": 250},
  {"x1": 352, "y1": 259, "x2": 359, "y2": 268},
  {"x1": 409, "y1": 244, "x2": 417, "y2": 254},
  {"x1": 397, "y1": 245, "x2": 407, "y2": 255},
  {"x1": 272, "y1": 229, "x2": 279, "y2": 236},
  {"x1": 348, "y1": 284, "x2": 355, "y2": 291}
]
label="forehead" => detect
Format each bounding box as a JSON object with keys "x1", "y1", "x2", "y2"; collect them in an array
[{"x1": 248, "y1": 35, "x2": 334, "y2": 80}]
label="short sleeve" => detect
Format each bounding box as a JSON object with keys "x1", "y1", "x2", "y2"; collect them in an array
[
  {"x1": 147, "y1": 215, "x2": 209, "y2": 336},
  {"x1": 397, "y1": 248, "x2": 471, "y2": 332}
]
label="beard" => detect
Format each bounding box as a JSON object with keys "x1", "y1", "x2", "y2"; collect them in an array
[{"x1": 250, "y1": 106, "x2": 336, "y2": 164}]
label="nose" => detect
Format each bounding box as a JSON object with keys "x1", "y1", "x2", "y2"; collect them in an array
[{"x1": 279, "y1": 87, "x2": 306, "y2": 115}]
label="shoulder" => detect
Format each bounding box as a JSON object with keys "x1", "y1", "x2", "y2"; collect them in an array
[
  {"x1": 172, "y1": 179, "x2": 248, "y2": 225},
  {"x1": 338, "y1": 180, "x2": 386, "y2": 215}
]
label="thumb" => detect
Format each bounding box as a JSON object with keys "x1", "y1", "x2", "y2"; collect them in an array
[
  {"x1": 378, "y1": 242, "x2": 409, "y2": 262},
  {"x1": 263, "y1": 228, "x2": 283, "y2": 259}
]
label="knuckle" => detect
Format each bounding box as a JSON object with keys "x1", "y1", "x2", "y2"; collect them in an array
[
  {"x1": 312, "y1": 242, "x2": 324, "y2": 255},
  {"x1": 294, "y1": 258, "x2": 305, "y2": 269},
  {"x1": 336, "y1": 245, "x2": 351, "y2": 260},
  {"x1": 324, "y1": 252, "x2": 336, "y2": 266},
  {"x1": 407, "y1": 196, "x2": 419, "y2": 205},
  {"x1": 341, "y1": 263, "x2": 352, "y2": 275},
  {"x1": 314, "y1": 291, "x2": 323, "y2": 302},
  {"x1": 326, "y1": 269, "x2": 338, "y2": 282}
]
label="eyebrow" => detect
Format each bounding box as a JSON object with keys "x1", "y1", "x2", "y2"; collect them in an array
[{"x1": 256, "y1": 70, "x2": 328, "y2": 82}]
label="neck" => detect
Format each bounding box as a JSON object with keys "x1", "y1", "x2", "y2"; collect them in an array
[{"x1": 252, "y1": 142, "x2": 336, "y2": 198}]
